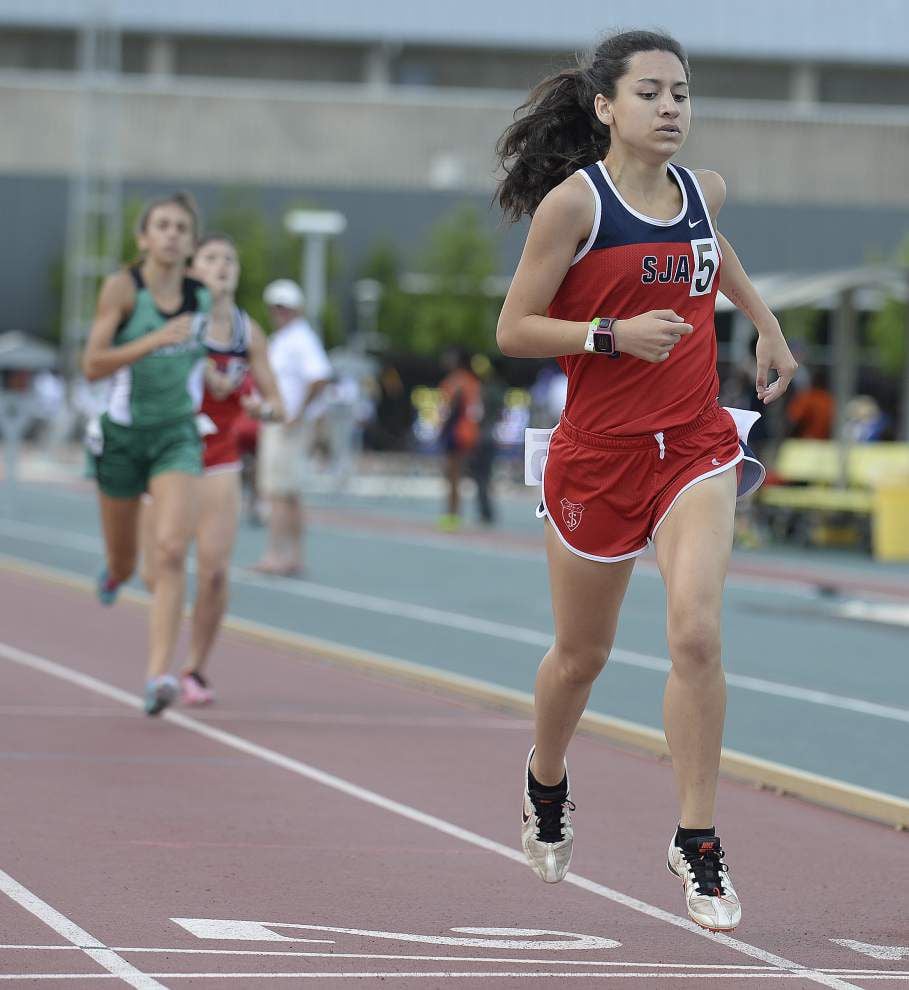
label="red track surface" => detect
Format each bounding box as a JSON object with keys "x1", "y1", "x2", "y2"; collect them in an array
[{"x1": 0, "y1": 568, "x2": 906, "y2": 989}]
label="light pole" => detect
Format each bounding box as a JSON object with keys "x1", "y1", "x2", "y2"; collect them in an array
[
  {"x1": 284, "y1": 210, "x2": 347, "y2": 337},
  {"x1": 352, "y1": 278, "x2": 383, "y2": 350}
]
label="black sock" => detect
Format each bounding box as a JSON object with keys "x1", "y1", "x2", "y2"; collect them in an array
[
  {"x1": 528, "y1": 766, "x2": 567, "y2": 796},
  {"x1": 675, "y1": 823, "x2": 715, "y2": 848}
]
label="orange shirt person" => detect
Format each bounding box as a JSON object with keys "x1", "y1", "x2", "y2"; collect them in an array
[
  {"x1": 438, "y1": 349, "x2": 482, "y2": 530},
  {"x1": 787, "y1": 369, "x2": 834, "y2": 439}
]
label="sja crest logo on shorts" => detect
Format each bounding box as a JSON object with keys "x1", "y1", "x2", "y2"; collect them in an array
[{"x1": 560, "y1": 498, "x2": 585, "y2": 532}]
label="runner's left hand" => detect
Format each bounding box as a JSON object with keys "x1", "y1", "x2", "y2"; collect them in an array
[
  {"x1": 755, "y1": 331, "x2": 798, "y2": 405},
  {"x1": 241, "y1": 393, "x2": 280, "y2": 421}
]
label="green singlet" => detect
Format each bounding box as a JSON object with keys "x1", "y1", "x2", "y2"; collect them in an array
[
  {"x1": 107, "y1": 266, "x2": 210, "y2": 427},
  {"x1": 94, "y1": 265, "x2": 211, "y2": 499}
]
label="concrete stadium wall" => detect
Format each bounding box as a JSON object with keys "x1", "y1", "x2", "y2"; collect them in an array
[
  {"x1": 2, "y1": 75, "x2": 908, "y2": 204},
  {"x1": 3, "y1": 75, "x2": 909, "y2": 338}
]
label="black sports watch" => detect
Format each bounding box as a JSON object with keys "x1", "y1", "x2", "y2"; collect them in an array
[{"x1": 583, "y1": 317, "x2": 620, "y2": 358}]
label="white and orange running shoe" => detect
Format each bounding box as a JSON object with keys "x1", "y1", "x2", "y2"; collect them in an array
[
  {"x1": 667, "y1": 832, "x2": 742, "y2": 931},
  {"x1": 520, "y1": 748, "x2": 575, "y2": 884}
]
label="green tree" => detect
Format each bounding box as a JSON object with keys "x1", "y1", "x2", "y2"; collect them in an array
[
  {"x1": 48, "y1": 197, "x2": 144, "y2": 344},
  {"x1": 209, "y1": 189, "x2": 298, "y2": 331},
  {"x1": 779, "y1": 306, "x2": 824, "y2": 347},
  {"x1": 358, "y1": 241, "x2": 414, "y2": 350},
  {"x1": 408, "y1": 206, "x2": 501, "y2": 356},
  {"x1": 867, "y1": 235, "x2": 909, "y2": 376}
]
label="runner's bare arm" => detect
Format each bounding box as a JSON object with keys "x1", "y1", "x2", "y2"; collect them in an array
[
  {"x1": 497, "y1": 175, "x2": 694, "y2": 363},
  {"x1": 496, "y1": 176, "x2": 596, "y2": 358},
  {"x1": 81, "y1": 272, "x2": 194, "y2": 380},
  {"x1": 245, "y1": 320, "x2": 285, "y2": 422},
  {"x1": 696, "y1": 169, "x2": 798, "y2": 404}
]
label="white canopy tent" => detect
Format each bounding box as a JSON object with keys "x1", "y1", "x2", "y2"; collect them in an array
[{"x1": 717, "y1": 265, "x2": 909, "y2": 442}]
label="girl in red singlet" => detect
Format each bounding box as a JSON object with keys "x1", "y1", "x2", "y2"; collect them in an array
[
  {"x1": 142, "y1": 234, "x2": 284, "y2": 704},
  {"x1": 496, "y1": 30, "x2": 797, "y2": 932}
]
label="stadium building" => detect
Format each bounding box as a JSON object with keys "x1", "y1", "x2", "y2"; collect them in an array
[{"x1": 1, "y1": 0, "x2": 908, "y2": 336}]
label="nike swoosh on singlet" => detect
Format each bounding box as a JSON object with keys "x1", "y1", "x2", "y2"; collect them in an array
[{"x1": 688, "y1": 219, "x2": 704, "y2": 228}]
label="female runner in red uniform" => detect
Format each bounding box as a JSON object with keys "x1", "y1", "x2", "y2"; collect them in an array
[
  {"x1": 496, "y1": 30, "x2": 797, "y2": 931},
  {"x1": 142, "y1": 234, "x2": 283, "y2": 704}
]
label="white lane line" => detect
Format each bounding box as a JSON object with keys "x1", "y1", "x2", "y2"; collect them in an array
[
  {"x1": 0, "y1": 948, "x2": 903, "y2": 978},
  {"x1": 0, "y1": 489, "x2": 861, "y2": 602},
  {"x1": 0, "y1": 641, "x2": 861, "y2": 990},
  {"x1": 0, "y1": 868, "x2": 165, "y2": 989},
  {"x1": 0, "y1": 970, "x2": 824, "y2": 981},
  {"x1": 5, "y1": 551, "x2": 909, "y2": 824},
  {"x1": 0, "y1": 519, "x2": 904, "y2": 726},
  {"x1": 0, "y1": 975, "x2": 906, "y2": 983},
  {"x1": 308, "y1": 522, "x2": 834, "y2": 602},
  {"x1": 836, "y1": 601, "x2": 909, "y2": 628},
  {"x1": 0, "y1": 946, "x2": 774, "y2": 967},
  {"x1": 0, "y1": 705, "x2": 529, "y2": 729}
]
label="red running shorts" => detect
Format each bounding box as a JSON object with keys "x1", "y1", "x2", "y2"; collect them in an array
[
  {"x1": 202, "y1": 426, "x2": 243, "y2": 474},
  {"x1": 539, "y1": 404, "x2": 743, "y2": 561}
]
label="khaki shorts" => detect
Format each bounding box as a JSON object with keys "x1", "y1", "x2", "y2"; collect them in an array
[{"x1": 257, "y1": 421, "x2": 309, "y2": 496}]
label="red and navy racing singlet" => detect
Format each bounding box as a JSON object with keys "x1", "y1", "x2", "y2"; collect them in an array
[
  {"x1": 201, "y1": 307, "x2": 251, "y2": 440},
  {"x1": 550, "y1": 162, "x2": 723, "y2": 436}
]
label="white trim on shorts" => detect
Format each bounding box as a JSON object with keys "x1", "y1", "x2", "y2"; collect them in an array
[
  {"x1": 650, "y1": 448, "x2": 744, "y2": 541},
  {"x1": 536, "y1": 443, "x2": 649, "y2": 564},
  {"x1": 203, "y1": 461, "x2": 242, "y2": 477}
]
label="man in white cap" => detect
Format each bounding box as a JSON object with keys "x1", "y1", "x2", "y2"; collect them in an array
[{"x1": 252, "y1": 279, "x2": 332, "y2": 575}]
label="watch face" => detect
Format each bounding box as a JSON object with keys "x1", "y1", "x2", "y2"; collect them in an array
[{"x1": 593, "y1": 331, "x2": 613, "y2": 353}]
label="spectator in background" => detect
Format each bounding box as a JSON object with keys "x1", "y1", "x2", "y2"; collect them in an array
[
  {"x1": 438, "y1": 347, "x2": 482, "y2": 532},
  {"x1": 720, "y1": 357, "x2": 769, "y2": 460},
  {"x1": 30, "y1": 369, "x2": 66, "y2": 444},
  {"x1": 369, "y1": 363, "x2": 413, "y2": 450},
  {"x1": 251, "y1": 279, "x2": 332, "y2": 576},
  {"x1": 844, "y1": 394, "x2": 891, "y2": 442},
  {"x1": 786, "y1": 367, "x2": 835, "y2": 439},
  {"x1": 469, "y1": 354, "x2": 507, "y2": 526},
  {"x1": 530, "y1": 361, "x2": 568, "y2": 428}
]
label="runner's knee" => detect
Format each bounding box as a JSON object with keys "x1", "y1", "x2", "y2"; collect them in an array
[
  {"x1": 551, "y1": 641, "x2": 610, "y2": 686},
  {"x1": 197, "y1": 564, "x2": 228, "y2": 595},
  {"x1": 154, "y1": 535, "x2": 189, "y2": 573},
  {"x1": 667, "y1": 613, "x2": 721, "y2": 675}
]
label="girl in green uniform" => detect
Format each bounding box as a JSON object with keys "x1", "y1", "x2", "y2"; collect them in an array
[{"x1": 82, "y1": 192, "x2": 210, "y2": 715}]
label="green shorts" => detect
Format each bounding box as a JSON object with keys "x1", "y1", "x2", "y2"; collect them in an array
[{"x1": 93, "y1": 415, "x2": 202, "y2": 499}]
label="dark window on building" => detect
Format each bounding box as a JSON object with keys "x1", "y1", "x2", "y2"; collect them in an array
[
  {"x1": 394, "y1": 46, "x2": 568, "y2": 91},
  {"x1": 121, "y1": 35, "x2": 149, "y2": 75},
  {"x1": 688, "y1": 58, "x2": 790, "y2": 101},
  {"x1": 173, "y1": 37, "x2": 366, "y2": 83},
  {"x1": 819, "y1": 65, "x2": 909, "y2": 105},
  {"x1": 0, "y1": 29, "x2": 76, "y2": 71}
]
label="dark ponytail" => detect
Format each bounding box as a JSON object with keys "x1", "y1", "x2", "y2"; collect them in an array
[{"x1": 495, "y1": 30, "x2": 690, "y2": 222}]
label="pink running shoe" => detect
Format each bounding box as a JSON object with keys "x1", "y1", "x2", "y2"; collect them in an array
[{"x1": 181, "y1": 671, "x2": 214, "y2": 706}]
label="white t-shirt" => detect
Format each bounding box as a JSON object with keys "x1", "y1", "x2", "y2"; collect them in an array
[{"x1": 267, "y1": 317, "x2": 332, "y2": 421}]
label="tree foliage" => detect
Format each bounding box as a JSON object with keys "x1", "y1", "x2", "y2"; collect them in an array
[
  {"x1": 867, "y1": 235, "x2": 909, "y2": 376},
  {"x1": 209, "y1": 189, "x2": 344, "y2": 345},
  {"x1": 361, "y1": 206, "x2": 502, "y2": 356}
]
